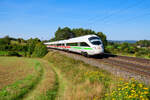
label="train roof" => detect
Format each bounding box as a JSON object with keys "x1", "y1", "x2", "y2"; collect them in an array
[{"x1": 44, "y1": 34, "x2": 99, "y2": 44}]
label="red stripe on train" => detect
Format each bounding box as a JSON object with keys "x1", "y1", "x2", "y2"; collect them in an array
[{"x1": 47, "y1": 45, "x2": 70, "y2": 48}]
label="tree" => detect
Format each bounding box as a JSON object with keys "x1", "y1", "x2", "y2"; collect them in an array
[
  {"x1": 72, "y1": 28, "x2": 96, "y2": 37},
  {"x1": 32, "y1": 42, "x2": 48, "y2": 57},
  {"x1": 55, "y1": 27, "x2": 74, "y2": 40},
  {"x1": 120, "y1": 42, "x2": 129, "y2": 52},
  {"x1": 0, "y1": 36, "x2": 11, "y2": 45},
  {"x1": 96, "y1": 32, "x2": 107, "y2": 46},
  {"x1": 26, "y1": 38, "x2": 41, "y2": 57},
  {"x1": 136, "y1": 40, "x2": 150, "y2": 47},
  {"x1": 52, "y1": 27, "x2": 108, "y2": 47}
]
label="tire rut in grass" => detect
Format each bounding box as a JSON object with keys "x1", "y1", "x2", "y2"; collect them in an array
[
  {"x1": 22, "y1": 59, "x2": 57, "y2": 100},
  {"x1": 51, "y1": 64, "x2": 68, "y2": 100}
]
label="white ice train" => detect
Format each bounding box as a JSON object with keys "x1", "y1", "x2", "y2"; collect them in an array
[{"x1": 44, "y1": 35, "x2": 104, "y2": 56}]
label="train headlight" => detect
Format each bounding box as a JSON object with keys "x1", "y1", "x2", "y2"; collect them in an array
[{"x1": 97, "y1": 47, "x2": 101, "y2": 49}]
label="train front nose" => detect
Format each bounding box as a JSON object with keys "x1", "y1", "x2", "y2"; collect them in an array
[{"x1": 93, "y1": 45, "x2": 104, "y2": 54}]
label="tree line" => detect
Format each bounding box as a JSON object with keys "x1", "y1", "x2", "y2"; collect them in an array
[
  {"x1": 0, "y1": 36, "x2": 48, "y2": 57},
  {"x1": 50, "y1": 27, "x2": 108, "y2": 46},
  {"x1": 106, "y1": 40, "x2": 150, "y2": 58}
]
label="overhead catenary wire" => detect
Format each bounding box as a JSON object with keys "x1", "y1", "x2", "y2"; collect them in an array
[
  {"x1": 116, "y1": 12, "x2": 150, "y2": 24},
  {"x1": 85, "y1": 0, "x2": 146, "y2": 28},
  {"x1": 86, "y1": 0, "x2": 126, "y2": 23}
]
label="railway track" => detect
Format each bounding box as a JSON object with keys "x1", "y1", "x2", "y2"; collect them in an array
[{"x1": 95, "y1": 53, "x2": 150, "y2": 77}]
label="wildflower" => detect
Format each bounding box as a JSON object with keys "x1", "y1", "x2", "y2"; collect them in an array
[
  {"x1": 128, "y1": 95, "x2": 132, "y2": 98},
  {"x1": 125, "y1": 86, "x2": 128, "y2": 89},
  {"x1": 144, "y1": 91, "x2": 148, "y2": 94},
  {"x1": 119, "y1": 78, "x2": 123, "y2": 80},
  {"x1": 131, "y1": 90, "x2": 135, "y2": 93},
  {"x1": 125, "y1": 82, "x2": 128, "y2": 85},
  {"x1": 131, "y1": 78, "x2": 135, "y2": 81},
  {"x1": 143, "y1": 87, "x2": 148, "y2": 90},
  {"x1": 131, "y1": 84, "x2": 135, "y2": 87},
  {"x1": 140, "y1": 95, "x2": 143, "y2": 98},
  {"x1": 138, "y1": 84, "x2": 143, "y2": 88}
]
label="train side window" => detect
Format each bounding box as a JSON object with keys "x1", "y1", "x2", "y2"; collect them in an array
[
  {"x1": 61, "y1": 44, "x2": 65, "y2": 46},
  {"x1": 80, "y1": 42, "x2": 90, "y2": 47},
  {"x1": 57, "y1": 44, "x2": 61, "y2": 46},
  {"x1": 67, "y1": 43, "x2": 78, "y2": 46}
]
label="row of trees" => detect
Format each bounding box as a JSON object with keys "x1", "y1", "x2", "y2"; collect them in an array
[
  {"x1": 106, "y1": 41, "x2": 150, "y2": 58},
  {"x1": 50, "y1": 27, "x2": 108, "y2": 46},
  {"x1": 136, "y1": 40, "x2": 150, "y2": 47},
  {"x1": 0, "y1": 36, "x2": 48, "y2": 57}
]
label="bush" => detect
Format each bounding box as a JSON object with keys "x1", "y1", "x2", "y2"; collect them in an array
[
  {"x1": 32, "y1": 43, "x2": 48, "y2": 57},
  {"x1": 135, "y1": 52, "x2": 142, "y2": 57},
  {"x1": 0, "y1": 51, "x2": 20, "y2": 56},
  {"x1": 148, "y1": 54, "x2": 150, "y2": 58},
  {"x1": 8, "y1": 51, "x2": 20, "y2": 56}
]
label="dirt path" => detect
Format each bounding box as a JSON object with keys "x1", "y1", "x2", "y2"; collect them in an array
[
  {"x1": 51, "y1": 64, "x2": 68, "y2": 100},
  {"x1": 21, "y1": 58, "x2": 69, "y2": 100},
  {"x1": 22, "y1": 59, "x2": 56, "y2": 100}
]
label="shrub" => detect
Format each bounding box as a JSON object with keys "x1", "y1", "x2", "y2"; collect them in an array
[
  {"x1": 32, "y1": 43, "x2": 48, "y2": 57},
  {"x1": 148, "y1": 54, "x2": 150, "y2": 58},
  {"x1": 135, "y1": 52, "x2": 142, "y2": 57},
  {"x1": 8, "y1": 51, "x2": 20, "y2": 56}
]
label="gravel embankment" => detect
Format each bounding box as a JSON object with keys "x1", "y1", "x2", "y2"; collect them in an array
[{"x1": 51, "y1": 49, "x2": 150, "y2": 85}]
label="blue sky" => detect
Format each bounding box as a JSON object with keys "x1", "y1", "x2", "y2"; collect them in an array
[{"x1": 0, "y1": 0, "x2": 150, "y2": 40}]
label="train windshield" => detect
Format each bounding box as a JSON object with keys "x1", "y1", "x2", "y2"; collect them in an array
[{"x1": 88, "y1": 37, "x2": 101, "y2": 45}]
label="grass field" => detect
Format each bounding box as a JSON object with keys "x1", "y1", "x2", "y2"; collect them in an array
[
  {"x1": 0, "y1": 52, "x2": 150, "y2": 100},
  {"x1": 0, "y1": 57, "x2": 57, "y2": 100}
]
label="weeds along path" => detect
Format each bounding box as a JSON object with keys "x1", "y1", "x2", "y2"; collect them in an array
[{"x1": 22, "y1": 59, "x2": 58, "y2": 100}]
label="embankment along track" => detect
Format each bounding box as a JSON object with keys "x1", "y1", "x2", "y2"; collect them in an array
[{"x1": 49, "y1": 49, "x2": 150, "y2": 85}]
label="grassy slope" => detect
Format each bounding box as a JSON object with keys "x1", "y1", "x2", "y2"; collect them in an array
[
  {"x1": 44, "y1": 51, "x2": 150, "y2": 100},
  {"x1": 44, "y1": 51, "x2": 115, "y2": 100}
]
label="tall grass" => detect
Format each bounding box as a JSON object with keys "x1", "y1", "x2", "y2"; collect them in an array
[{"x1": 44, "y1": 51, "x2": 113, "y2": 99}]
